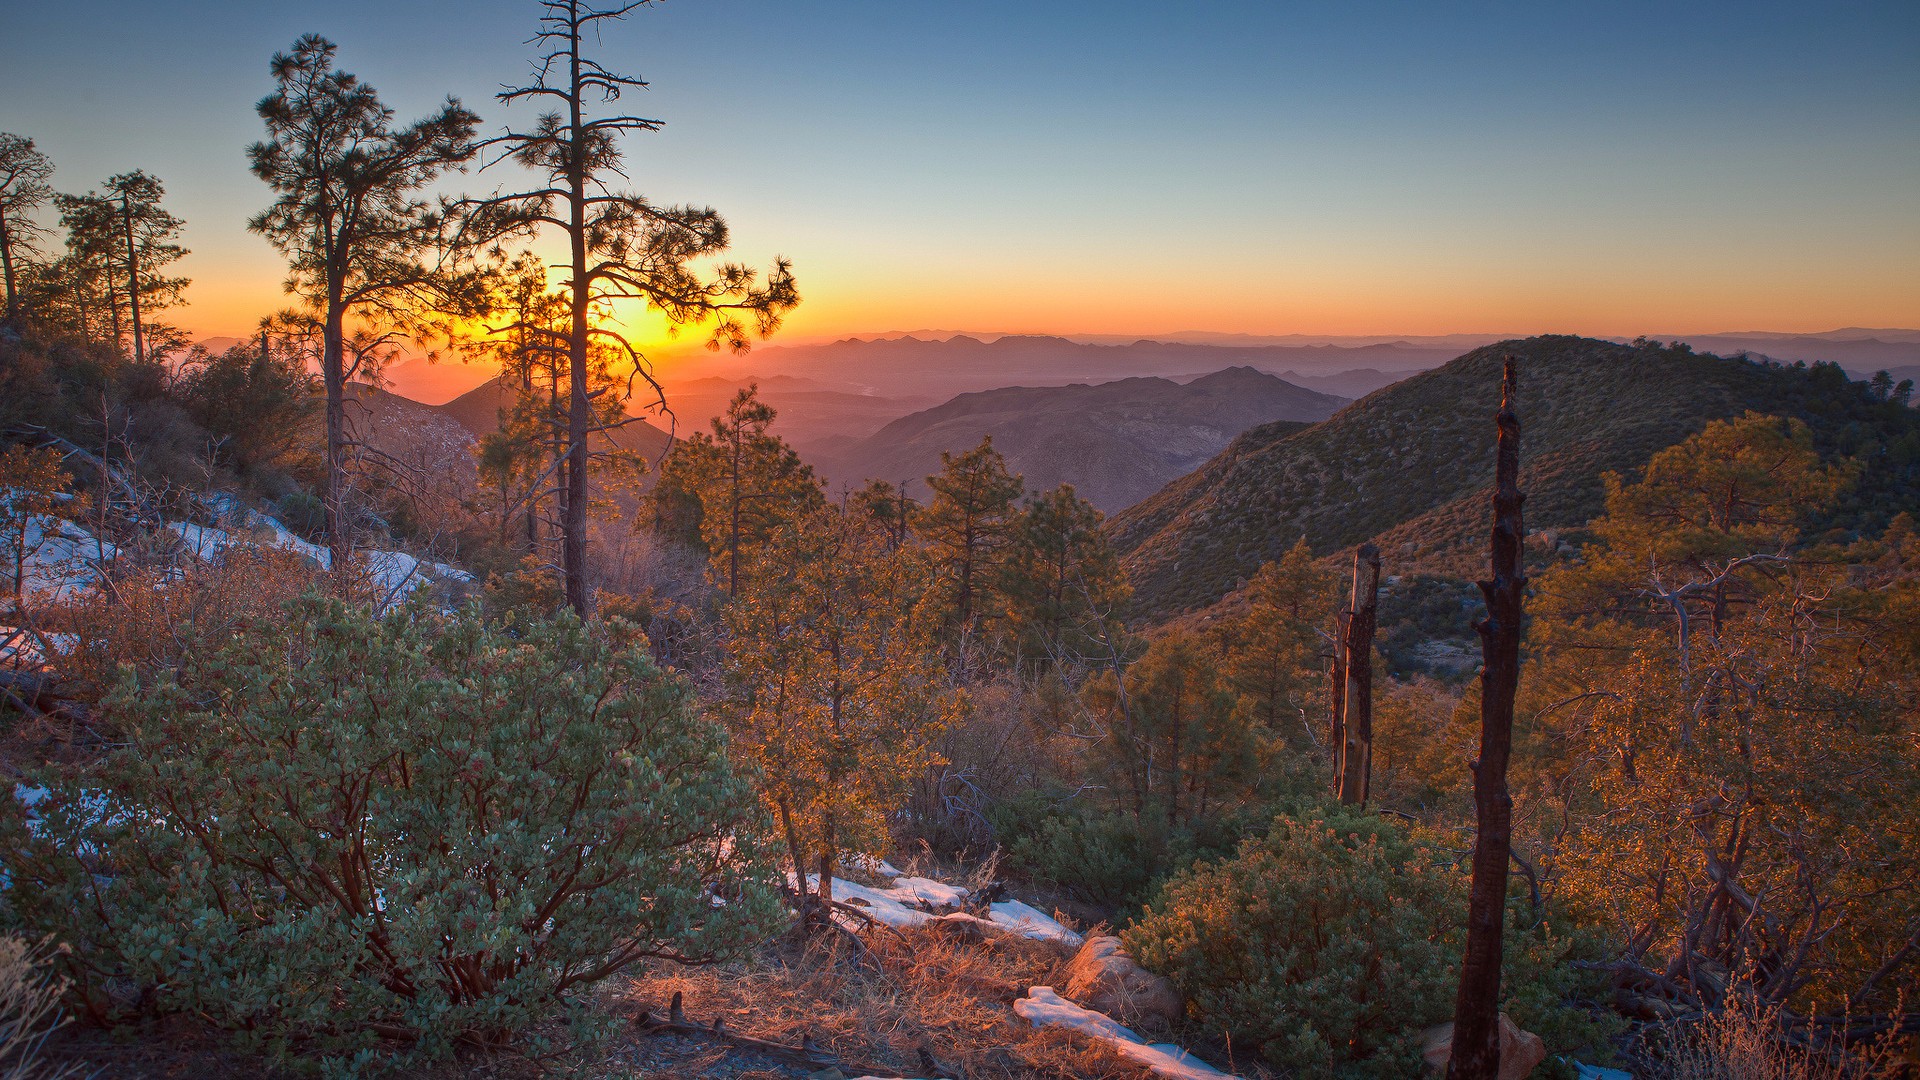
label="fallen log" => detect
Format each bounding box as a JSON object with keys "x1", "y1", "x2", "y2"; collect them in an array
[{"x1": 0, "y1": 668, "x2": 61, "y2": 711}]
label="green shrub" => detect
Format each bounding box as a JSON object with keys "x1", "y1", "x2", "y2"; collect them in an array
[
  {"x1": 999, "y1": 799, "x2": 1180, "y2": 911},
  {"x1": 1125, "y1": 808, "x2": 1464, "y2": 1077},
  {"x1": 1125, "y1": 809, "x2": 1619, "y2": 1079},
  {"x1": 2, "y1": 596, "x2": 782, "y2": 1071},
  {"x1": 1499, "y1": 917, "x2": 1625, "y2": 1078},
  {"x1": 993, "y1": 792, "x2": 1266, "y2": 914},
  {"x1": 275, "y1": 489, "x2": 326, "y2": 539}
]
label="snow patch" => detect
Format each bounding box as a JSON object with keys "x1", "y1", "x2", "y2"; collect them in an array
[
  {"x1": 842, "y1": 852, "x2": 905, "y2": 879},
  {"x1": 800, "y1": 873, "x2": 935, "y2": 929},
  {"x1": 989, "y1": 899, "x2": 1083, "y2": 945},
  {"x1": 166, "y1": 517, "x2": 466, "y2": 609},
  {"x1": 887, "y1": 876, "x2": 970, "y2": 909},
  {"x1": 794, "y1": 871, "x2": 1079, "y2": 947},
  {"x1": 167, "y1": 517, "x2": 333, "y2": 570},
  {"x1": 1014, "y1": 986, "x2": 1238, "y2": 1080},
  {"x1": 0, "y1": 626, "x2": 73, "y2": 666},
  {"x1": 6, "y1": 510, "x2": 114, "y2": 601},
  {"x1": 191, "y1": 496, "x2": 332, "y2": 568}
]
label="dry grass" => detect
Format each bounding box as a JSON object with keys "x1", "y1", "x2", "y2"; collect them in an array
[
  {"x1": 0, "y1": 935, "x2": 77, "y2": 1080},
  {"x1": 601, "y1": 923, "x2": 1185, "y2": 1080},
  {"x1": 22, "y1": 906, "x2": 1198, "y2": 1079},
  {"x1": 1648, "y1": 999, "x2": 1913, "y2": 1080}
]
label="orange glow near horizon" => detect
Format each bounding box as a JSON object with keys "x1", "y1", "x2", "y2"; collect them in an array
[{"x1": 176, "y1": 262, "x2": 1920, "y2": 350}]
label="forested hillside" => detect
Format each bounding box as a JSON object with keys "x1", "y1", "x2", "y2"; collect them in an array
[{"x1": 1112, "y1": 335, "x2": 1920, "y2": 617}]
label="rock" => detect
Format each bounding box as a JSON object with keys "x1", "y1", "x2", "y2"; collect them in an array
[
  {"x1": 1419, "y1": 1013, "x2": 1547, "y2": 1080},
  {"x1": 1059, "y1": 936, "x2": 1183, "y2": 1032}
]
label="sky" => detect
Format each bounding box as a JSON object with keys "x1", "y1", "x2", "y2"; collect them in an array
[{"x1": 2, "y1": 0, "x2": 1917, "y2": 346}]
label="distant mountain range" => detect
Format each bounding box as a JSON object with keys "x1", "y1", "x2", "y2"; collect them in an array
[
  {"x1": 438, "y1": 377, "x2": 674, "y2": 465},
  {"x1": 313, "y1": 383, "x2": 485, "y2": 505},
  {"x1": 649, "y1": 375, "x2": 939, "y2": 453},
  {"x1": 192, "y1": 329, "x2": 1920, "y2": 411},
  {"x1": 811, "y1": 367, "x2": 1347, "y2": 513},
  {"x1": 681, "y1": 334, "x2": 1466, "y2": 403},
  {"x1": 1667, "y1": 332, "x2": 1920, "y2": 375},
  {"x1": 1110, "y1": 335, "x2": 1920, "y2": 620}
]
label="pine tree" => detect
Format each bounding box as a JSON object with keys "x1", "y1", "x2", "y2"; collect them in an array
[
  {"x1": 474, "y1": 0, "x2": 799, "y2": 615},
  {"x1": 1218, "y1": 537, "x2": 1337, "y2": 738},
  {"x1": 0, "y1": 133, "x2": 54, "y2": 327},
  {"x1": 916, "y1": 436, "x2": 1024, "y2": 631},
  {"x1": 472, "y1": 252, "x2": 637, "y2": 561},
  {"x1": 98, "y1": 171, "x2": 187, "y2": 364},
  {"x1": 723, "y1": 503, "x2": 950, "y2": 906},
  {"x1": 650, "y1": 386, "x2": 823, "y2": 596},
  {"x1": 249, "y1": 34, "x2": 484, "y2": 585},
  {"x1": 849, "y1": 478, "x2": 916, "y2": 552},
  {"x1": 1529, "y1": 412, "x2": 1919, "y2": 1013},
  {"x1": 999, "y1": 483, "x2": 1129, "y2": 671},
  {"x1": 50, "y1": 191, "x2": 128, "y2": 349},
  {"x1": 1083, "y1": 631, "x2": 1256, "y2": 828}
]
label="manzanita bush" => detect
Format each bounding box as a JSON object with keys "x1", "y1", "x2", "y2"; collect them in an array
[{"x1": 3, "y1": 596, "x2": 782, "y2": 1069}]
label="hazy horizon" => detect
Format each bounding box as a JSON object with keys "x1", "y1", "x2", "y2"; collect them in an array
[{"x1": 253, "y1": 323, "x2": 1920, "y2": 406}]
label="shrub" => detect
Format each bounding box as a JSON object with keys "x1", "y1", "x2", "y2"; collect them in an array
[
  {"x1": 49, "y1": 542, "x2": 323, "y2": 700},
  {"x1": 174, "y1": 342, "x2": 317, "y2": 473},
  {"x1": 2, "y1": 597, "x2": 782, "y2": 1070},
  {"x1": 275, "y1": 490, "x2": 326, "y2": 540},
  {"x1": 1124, "y1": 808, "x2": 1618, "y2": 1079},
  {"x1": 1124, "y1": 808, "x2": 1464, "y2": 1077},
  {"x1": 1500, "y1": 916, "x2": 1626, "y2": 1078},
  {"x1": 996, "y1": 796, "x2": 1259, "y2": 914},
  {"x1": 1000, "y1": 799, "x2": 1180, "y2": 911}
]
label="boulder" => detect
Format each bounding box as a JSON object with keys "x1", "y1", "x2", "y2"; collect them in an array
[
  {"x1": 1420, "y1": 1013, "x2": 1547, "y2": 1080},
  {"x1": 1059, "y1": 936, "x2": 1183, "y2": 1031}
]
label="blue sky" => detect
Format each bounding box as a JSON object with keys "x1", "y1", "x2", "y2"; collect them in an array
[{"x1": 2, "y1": 0, "x2": 1915, "y2": 338}]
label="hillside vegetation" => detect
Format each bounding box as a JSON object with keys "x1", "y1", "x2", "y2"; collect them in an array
[
  {"x1": 814, "y1": 366, "x2": 1343, "y2": 512},
  {"x1": 1110, "y1": 335, "x2": 1920, "y2": 618}
]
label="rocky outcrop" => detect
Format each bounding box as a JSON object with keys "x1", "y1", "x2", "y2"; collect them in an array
[
  {"x1": 1419, "y1": 1012, "x2": 1547, "y2": 1080},
  {"x1": 1060, "y1": 936, "x2": 1183, "y2": 1032}
]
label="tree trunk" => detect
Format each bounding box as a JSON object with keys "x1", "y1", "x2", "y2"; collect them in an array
[
  {"x1": 1337, "y1": 544, "x2": 1381, "y2": 805},
  {"x1": 957, "y1": 515, "x2": 976, "y2": 627},
  {"x1": 775, "y1": 796, "x2": 808, "y2": 900},
  {"x1": 562, "y1": 23, "x2": 592, "y2": 617},
  {"x1": 727, "y1": 433, "x2": 744, "y2": 597},
  {"x1": 1448, "y1": 357, "x2": 1527, "y2": 1080},
  {"x1": 817, "y1": 845, "x2": 836, "y2": 903},
  {"x1": 0, "y1": 208, "x2": 18, "y2": 325},
  {"x1": 105, "y1": 267, "x2": 122, "y2": 359},
  {"x1": 564, "y1": 284, "x2": 589, "y2": 615},
  {"x1": 120, "y1": 194, "x2": 145, "y2": 365},
  {"x1": 322, "y1": 296, "x2": 351, "y2": 588},
  {"x1": 1328, "y1": 608, "x2": 1348, "y2": 788}
]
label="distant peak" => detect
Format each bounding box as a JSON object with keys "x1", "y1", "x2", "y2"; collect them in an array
[
  {"x1": 1189, "y1": 365, "x2": 1275, "y2": 383},
  {"x1": 989, "y1": 334, "x2": 1072, "y2": 347}
]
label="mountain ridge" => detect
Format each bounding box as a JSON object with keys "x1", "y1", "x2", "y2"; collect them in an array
[
  {"x1": 811, "y1": 367, "x2": 1346, "y2": 513},
  {"x1": 1110, "y1": 335, "x2": 1920, "y2": 620}
]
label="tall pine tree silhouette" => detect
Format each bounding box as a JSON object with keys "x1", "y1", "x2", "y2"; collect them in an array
[{"x1": 473, "y1": 0, "x2": 798, "y2": 614}]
